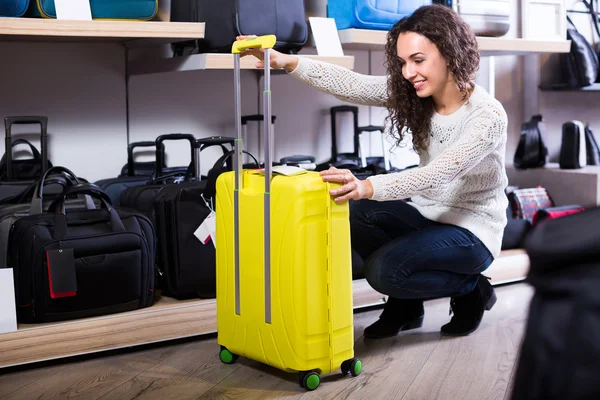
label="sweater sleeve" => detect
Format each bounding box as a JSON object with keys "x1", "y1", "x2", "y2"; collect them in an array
[
  {"x1": 367, "y1": 104, "x2": 508, "y2": 201},
  {"x1": 288, "y1": 57, "x2": 388, "y2": 107}
]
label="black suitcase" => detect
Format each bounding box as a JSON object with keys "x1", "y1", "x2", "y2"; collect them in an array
[
  {"x1": 96, "y1": 139, "x2": 190, "y2": 206},
  {"x1": 153, "y1": 136, "x2": 247, "y2": 299},
  {"x1": 119, "y1": 133, "x2": 198, "y2": 223},
  {"x1": 0, "y1": 116, "x2": 51, "y2": 203},
  {"x1": 510, "y1": 207, "x2": 600, "y2": 400},
  {"x1": 6, "y1": 182, "x2": 156, "y2": 323},
  {"x1": 170, "y1": 0, "x2": 308, "y2": 55}
]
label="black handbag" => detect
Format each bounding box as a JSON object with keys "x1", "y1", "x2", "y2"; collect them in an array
[
  {"x1": 559, "y1": 120, "x2": 587, "y2": 169},
  {"x1": 513, "y1": 115, "x2": 548, "y2": 169},
  {"x1": 585, "y1": 125, "x2": 600, "y2": 165},
  {"x1": 560, "y1": 15, "x2": 598, "y2": 88}
]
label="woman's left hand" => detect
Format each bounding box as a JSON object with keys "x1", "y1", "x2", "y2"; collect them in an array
[{"x1": 320, "y1": 166, "x2": 374, "y2": 202}]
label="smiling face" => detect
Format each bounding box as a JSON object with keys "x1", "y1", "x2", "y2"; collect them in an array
[{"x1": 396, "y1": 32, "x2": 452, "y2": 99}]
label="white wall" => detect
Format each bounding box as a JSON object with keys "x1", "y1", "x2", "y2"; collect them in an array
[{"x1": 0, "y1": 42, "x2": 128, "y2": 181}]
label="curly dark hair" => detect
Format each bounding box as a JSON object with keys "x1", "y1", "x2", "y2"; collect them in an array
[{"x1": 385, "y1": 4, "x2": 480, "y2": 154}]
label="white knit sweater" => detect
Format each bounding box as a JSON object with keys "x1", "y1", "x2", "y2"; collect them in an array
[{"x1": 289, "y1": 57, "x2": 509, "y2": 258}]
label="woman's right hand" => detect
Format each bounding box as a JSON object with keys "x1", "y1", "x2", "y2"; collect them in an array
[{"x1": 236, "y1": 35, "x2": 299, "y2": 72}]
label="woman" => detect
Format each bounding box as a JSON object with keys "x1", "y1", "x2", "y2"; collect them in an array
[{"x1": 240, "y1": 4, "x2": 508, "y2": 339}]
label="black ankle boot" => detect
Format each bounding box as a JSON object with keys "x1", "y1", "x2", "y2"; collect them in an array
[
  {"x1": 364, "y1": 297, "x2": 424, "y2": 339},
  {"x1": 441, "y1": 275, "x2": 497, "y2": 336}
]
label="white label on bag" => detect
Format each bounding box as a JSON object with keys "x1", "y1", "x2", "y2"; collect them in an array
[
  {"x1": 55, "y1": 0, "x2": 92, "y2": 20},
  {"x1": 194, "y1": 211, "x2": 216, "y2": 248},
  {"x1": 0, "y1": 269, "x2": 17, "y2": 334},
  {"x1": 309, "y1": 17, "x2": 344, "y2": 57}
]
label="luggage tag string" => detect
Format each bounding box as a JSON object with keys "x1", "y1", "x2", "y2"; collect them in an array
[{"x1": 201, "y1": 193, "x2": 215, "y2": 213}]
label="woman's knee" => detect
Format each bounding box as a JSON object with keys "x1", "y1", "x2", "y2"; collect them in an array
[{"x1": 363, "y1": 251, "x2": 397, "y2": 296}]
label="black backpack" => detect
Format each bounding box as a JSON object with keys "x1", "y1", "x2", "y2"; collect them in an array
[
  {"x1": 513, "y1": 115, "x2": 548, "y2": 169},
  {"x1": 510, "y1": 208, "x2": 600, "y2": 400}
]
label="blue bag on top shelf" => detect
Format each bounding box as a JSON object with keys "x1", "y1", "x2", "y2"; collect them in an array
[
  {"x1": 0, "y1": 0, "x2": 30, "y2": 17},
  {"x1": 327, "y1": 0, "x2": 431, "y2": 30}
]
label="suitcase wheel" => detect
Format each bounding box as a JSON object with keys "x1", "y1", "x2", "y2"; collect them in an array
[
  {"x1": 219, "y1": 346, "x2": 238, "y2": 364},
  {"x1": 299, "y1": 371, "x2": 320, "y2": 391},
  {"x1": 341, "y1": 358, "x2": 363, "y2": 377}
]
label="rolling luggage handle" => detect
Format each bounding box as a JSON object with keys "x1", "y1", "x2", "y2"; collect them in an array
[
  {"x1": 241, "y1": 114, "x2": 276, "y2": 164},
  {"x1": 357, "y1": 125, "x2": 389, "y2": 170},
  {"x1": 126, "y1": 141, "x2": 162, "y2": 177},
  {"x1": 232, "y1": 34, "x2": 276, "y2": 320},
  {"x1": 154, "y1": 133, "x2": 196, "y2": 179},
  {"x1": 330, "y1": 106, "x2": 359, "y2": 163},
  {"x1": 194, "y1": 136, "x2": 237, "y2": 178},
  {"x1": 4, "y1": 116, "x2": 49, "y2": 181}
]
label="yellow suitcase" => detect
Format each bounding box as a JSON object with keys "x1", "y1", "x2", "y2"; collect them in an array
[{"x1": 215, "y1": 35, "x2": 362, "y2": 391}]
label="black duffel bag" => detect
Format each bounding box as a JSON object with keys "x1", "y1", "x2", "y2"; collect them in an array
[{"x1": 510, "y1": 207, "x2": 600, "y2": 400}]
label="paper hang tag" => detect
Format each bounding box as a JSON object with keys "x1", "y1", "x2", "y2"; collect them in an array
[
  {"x1": 194, "y1": 211, "x2": 216, "y2": 248},
  {"x1": 256, "y1": 165, "x2": 308, "y2": 176},
  {"x1": 54, "y1": 0, "x2": 92, "y2": 20}
]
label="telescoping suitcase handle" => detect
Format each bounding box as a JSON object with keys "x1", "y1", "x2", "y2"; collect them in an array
[
  {"x1": 232, "y1": 34, "x2": 276, "y2": 321},
  {"x1": 4, "y1": 116, "x2": 49, "y2": 181},
  {"x1": 126, "y1": 141, "x2": 162, "y2": 177},
  {"x1": 154, "y1": 133, "x2": 196, "y2": 179}
]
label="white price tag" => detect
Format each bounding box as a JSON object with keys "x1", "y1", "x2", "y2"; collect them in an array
[
  {"x1": 308, "y1": 17, "x2": 344, "y2": 56},
  {"x1": 194, "y1": 211, "x2": 216, "y2": 248},
  {"x1": 54, "y1": 0, "x2": 92, "y2": 20}
]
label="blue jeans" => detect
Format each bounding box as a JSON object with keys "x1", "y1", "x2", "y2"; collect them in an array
[{"x1": 350, "y1": 199, "x2": 493, "y2": 300}]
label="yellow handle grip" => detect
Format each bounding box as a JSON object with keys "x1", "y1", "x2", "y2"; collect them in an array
[{"x1": 231, "y1": 35, "x2": 277, "y2": 54}]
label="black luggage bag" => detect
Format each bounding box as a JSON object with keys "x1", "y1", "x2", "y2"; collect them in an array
[
  {"x1": 153, "y1": 136, "x2": 258, "y2": 299},
  {"x1": 6, "y1": 182, "x2": 156, "y2": 323},
  {"x1": 96, "y1": 140, "x2": 189, "y2": 206},
  {"x1": 510, "y1": 207, "x2": 600, "y2": 400},
  {"x1": 119, "y1": 133, "x2": 198, "y2": 223},
  {"x1": 170, "y1": 0, "x2": 308, "y2": 55}
]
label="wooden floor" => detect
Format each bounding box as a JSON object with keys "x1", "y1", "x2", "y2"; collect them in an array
[{"x1": 0, "y1": 283, "x2": 532, "y2": 400}]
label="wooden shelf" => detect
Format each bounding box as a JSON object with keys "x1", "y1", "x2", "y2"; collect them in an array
[
  {"x1": 128, "y1": 53, "x2": 355, "y2": 76},
  {"x1": 337, "y1": 28, "x2": 570, "y2": 56},
  {"x1": 0, "y1": 250, "x2": 528, "y2": 369},
  {"x1": 0, "y1": 18, "x2": 204, "y2": 47},
  {"x1": 507, "y1": 163, "x2": 600, "y2": 209}
]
